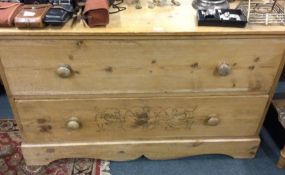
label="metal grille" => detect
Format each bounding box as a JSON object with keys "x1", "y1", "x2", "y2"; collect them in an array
[{"x1": 238, "y1": 0, "x2": 285, "y2": 25}]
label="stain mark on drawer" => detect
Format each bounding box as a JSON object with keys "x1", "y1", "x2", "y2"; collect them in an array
[
  {"x1": 37, "y1": 118, "x2": 47, "y2": 124},
  {"x1": 192, "y1": 142, "x2": 203, "y2": 147},
  {"x1": 232, "y1": 80, "x2": 236, "y2": 88},
  {"x1": 104, "y1": 66, "x2": 113, "y2": 73},
  {"x1": 39, "y1": 125, "x2": 52, "y2": 133},
  {"x1": 76, "y1": 40, "x2": 84, "y2": 48},
  {"x1": 151, "y1": 60, "x2": 156, "y2": 64},
  {"x1": 46, "y1": 148, "x2": 55, "y2": 153},
  {"x1": 118, "y1": 150, "x2": 125, "y2": 154},
  {"x1": 190, "y1": 62, "x2": 199, "y2": 69},
  {"x1": 232, "y1": 62, "x2": 237, "y2": 67},
  {"x1": 68, "y1": 55, "x2": 74, "y2": 60},
  {"x1": 73, "y1": 70, "x2": 80, "y2": 74},
  {"x1": 254, "y1": 57, "x2": 260, "y2": 62},
  {"x1": 248, "y1": 65, "x2": 255, "y2": 70}
]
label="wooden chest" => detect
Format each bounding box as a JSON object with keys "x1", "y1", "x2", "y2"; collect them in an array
[{"x1": 0, "y1": 0, "x2": 285, "y2": 165}]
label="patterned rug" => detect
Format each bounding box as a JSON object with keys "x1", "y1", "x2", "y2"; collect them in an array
[{"x1": 0, "y1": 120, "x2": 111, "y2": 175}]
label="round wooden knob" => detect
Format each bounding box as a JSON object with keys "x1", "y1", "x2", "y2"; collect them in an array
[
  {"x1": 66, "y1": 117, "x2": 81, "y2": 130},
  {"x1": 217, "y1": 63, "x2": 231, "y2": 76},
  {"x1": 57, "y1": 64, "x2": 72, "y2": 78},
  {"x1": 205, "y1": 114, "x2": 220, "y2": 126}
]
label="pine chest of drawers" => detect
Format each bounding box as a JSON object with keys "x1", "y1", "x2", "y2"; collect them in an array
[{"x1": 1, "y1": 1, "x2": 285, "y2": 165}]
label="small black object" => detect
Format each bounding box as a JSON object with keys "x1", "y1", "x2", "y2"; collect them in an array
[
  {"x1": 74, "y1": 0, "x2": 117, "y2": 6},
  {"x1": 44, "y1": 5, "x2": 74, "y2": 26},
  {"x1": 0, "y1": 84, "x2": 4, "y2": 95},
  {"x1": 22, "y1": 0, "x2": 49, "y2": 3},
  {"x1": 109, "y1": 0, "x2": 126, "y2": 14},
  {"x1": 197, "y1": 9, "x2": 247, "y2": 27},
  {"x1": 50, "y1": 0, "x2": 73, "y2": 4}
]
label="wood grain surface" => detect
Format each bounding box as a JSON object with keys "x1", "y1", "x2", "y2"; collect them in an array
[
  {"x1": 22, "y1": 137, "x2": 260, "y2": 165},
  {"x1": 1, "y1": 38, "x2": 284, "y2": 97},
  {"x1": 16, "y1": 95, "x2": 268, "y2": 143}
]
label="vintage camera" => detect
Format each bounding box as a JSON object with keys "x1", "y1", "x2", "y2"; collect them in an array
[
  {"x1": 43, "y1": 4, "x2": 74, "y2": 26},
  {"x1": 43, "y1": 0, "x2": 74, "y2": 26}
]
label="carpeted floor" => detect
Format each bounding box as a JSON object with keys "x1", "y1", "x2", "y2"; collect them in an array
[
  {"x1": 0, "y1": 95, "x2": 12, "y2": 119},
  {"x1": 1, "y1": 94, "x2": 285, "y2": 175},
  {"x1": 0, "y1": 120, "x2": 110, "y2": 175}
]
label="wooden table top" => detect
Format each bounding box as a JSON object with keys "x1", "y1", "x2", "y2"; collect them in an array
[{"x1": 1, "y1": 0, "x2": 285, "y2": 36}]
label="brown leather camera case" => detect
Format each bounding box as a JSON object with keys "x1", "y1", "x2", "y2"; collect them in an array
[
  {"x1": 14, "y1": 4, "x2": 51, "y2": 28},
  {"x1": 0, "y1": 2, "x2": 23, "y2": 27},
  {"x1": 83, "y1": 0, "x2": 109, "y2": 27}
]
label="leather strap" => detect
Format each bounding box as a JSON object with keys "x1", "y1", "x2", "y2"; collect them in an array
[
  {"x1": 22, "y1": 4, "x2": 51, "y2": 10},
  {"x1": 0, "y1": 3, "x2": 20, "y2": 9}
]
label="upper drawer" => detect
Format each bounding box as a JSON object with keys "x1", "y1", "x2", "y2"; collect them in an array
[{"x1": 0, "y1": 39, "x2": 284, "y2": 96}]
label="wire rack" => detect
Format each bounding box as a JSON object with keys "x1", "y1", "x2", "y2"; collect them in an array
[{"x1": 238, "y1": 0, "x2": 285, "y2": 25}]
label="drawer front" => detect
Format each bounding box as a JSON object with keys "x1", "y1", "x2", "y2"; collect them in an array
[
  {"x1": 0, "y1": 39, "x2": 284, "y2": 96},
  {"x1": 16, "y1": 95, "x2": 267, "y2": 143}
]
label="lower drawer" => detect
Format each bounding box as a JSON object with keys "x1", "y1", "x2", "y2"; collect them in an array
[{"x1": 16, "y1": 95, "x2": 268, "y2": 143}]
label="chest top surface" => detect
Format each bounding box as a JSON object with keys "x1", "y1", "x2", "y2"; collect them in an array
[{"x1": 0, "y1": 0, "x2": 285, "y2": 37}]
